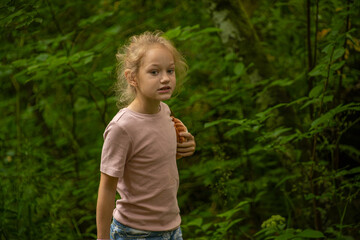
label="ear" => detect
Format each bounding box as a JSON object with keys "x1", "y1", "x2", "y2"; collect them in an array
[{"x1": 125, "y1": 69, "x2": 137, "y2": 87}]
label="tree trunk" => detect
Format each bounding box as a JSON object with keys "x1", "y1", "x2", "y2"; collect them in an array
[
  {"x1": 206, "y1": 0, "x2": 300, "y2": 129},
  {"x1": 206, "y1": 0, "x2": 274, "y2": 79}
]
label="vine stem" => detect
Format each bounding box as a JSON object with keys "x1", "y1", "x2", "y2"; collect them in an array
[
  {"x1": 306, "y1": 0, "x2": 313, "y2": 70},
  {"x1": 306, "y1": 0, "x2": 322, "y2": 231},
  {"x1": 46, "y1": 0, "x2": 69, "y2": 55},
  {"x1": 337, "y1": 0, "x2": 351, "y2": 103},
  {"x1": 332, "y1": 0, "x2": 351, "y2": 171},
  {"x1": 310, "y1": 44, "x2": 335, "y2": 232},
  {"x1": 306, "y1": 0, "x2": 314, "y2": 119},
  {"x1": 338, "y1": 199, "x2": 349, "y2": 239},
  {"x1": 66, "y1": 63, "x2": 108, "y2": 127},
  {"x1": 313, "y1": 0, "x2": 319, "y2": 67},
  {"x1": 11, "y1": 76, "x2": 21, "y2": 158},
  {"x1": 319, "y1": 46, "x2": 335, "y2": 114}
]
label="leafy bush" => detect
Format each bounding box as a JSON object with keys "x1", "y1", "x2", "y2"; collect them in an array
[{"x1": 1, "y1": 0, "x2": 359, "y2": 239}]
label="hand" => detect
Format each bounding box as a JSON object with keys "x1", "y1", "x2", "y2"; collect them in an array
[{"x1": 176, "y1": 132, "x2": 196, "y2": 159}]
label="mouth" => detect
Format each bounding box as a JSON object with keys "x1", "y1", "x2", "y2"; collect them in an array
[
  {"x1": 158, "y1": 86, "x2": 171, "y2": 91},
  {"x1": 157, "y1": 86, "x2": 172, "y2": 93}
]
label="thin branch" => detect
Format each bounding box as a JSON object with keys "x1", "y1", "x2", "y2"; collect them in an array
[
  {"x1": 11, "y1": 76, "x2": 21, "y2": 157},
  {"x1": 337, "y1": 0, "x2": 351, "y2": 103},
  {"x1": 46, "y1": 0, "x2": 69, "y2": 55},
  {"x1": 87, "y1": 83, "x2": 107, "y2": 128},
  {"x1": 66, "y1": 63, "x2": 108, "y2": 126},
  {"x1": 309, "y1": 45, "x2": 335, "y2": 231},
  {"x1": 306, "y1": 0, "x2": 313, "y2": 70},
  {"x1": 306, "y1": 0, "x2": 314, "y2": 119},
  {"x1": 313, "y1": 0, "x2": 319, "y2": 68}
]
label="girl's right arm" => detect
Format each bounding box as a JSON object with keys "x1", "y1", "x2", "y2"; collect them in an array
[{"x1": 96, "y1": 172, "x2": 119, "y2": 239}]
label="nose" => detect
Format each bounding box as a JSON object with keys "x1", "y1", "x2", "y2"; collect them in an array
[{"x1": 160, "y1": 72, "x2": 170, "y2": 84}]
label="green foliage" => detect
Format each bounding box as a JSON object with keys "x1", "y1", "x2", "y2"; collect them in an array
[
  {"x1": 1, "y1": 0, "x2": 359, "y2": 239},
  {"x1": 255, "y1": 215, "x2": 325, "y2": 240}
]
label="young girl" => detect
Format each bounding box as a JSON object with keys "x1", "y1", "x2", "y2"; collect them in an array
[{"x1": 96, "y1": 31, "x2": 196, "y2": 240}]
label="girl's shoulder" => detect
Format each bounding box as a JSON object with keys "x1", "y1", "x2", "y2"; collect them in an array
[
  {"x1": 109, "y1": 108, "x2": 139, "y2": 127},
  {"x1": 160, "y1": 101, "x2": 171, "y2": 115},
  {"x1": 103, "y1": 109, "x2": 137, "y2": 140}
]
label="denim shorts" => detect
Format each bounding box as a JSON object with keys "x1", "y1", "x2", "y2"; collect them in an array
[{"x1": 110, "y1": 218, "x2": 183, "y2": 240}]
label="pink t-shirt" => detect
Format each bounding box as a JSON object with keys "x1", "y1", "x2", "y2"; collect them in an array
[{"x1": 100, "y1": 101, "x2": 180, "y2": 231}]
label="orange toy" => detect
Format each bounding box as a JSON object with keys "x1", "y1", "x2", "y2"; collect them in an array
[{"x1": 171, "y1": 116, "x2": 187, "y2": 143}]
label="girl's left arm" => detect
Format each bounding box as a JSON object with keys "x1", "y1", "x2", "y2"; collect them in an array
[
  {"x1": 176, "y1": 132, "x2": 196, "y2": 158},
  {"x1": 96, "y1": 172, "x2": 118, "y2": 239}
]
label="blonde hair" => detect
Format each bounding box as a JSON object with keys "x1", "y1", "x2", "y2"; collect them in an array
[{"x1": 115, "y1": 31, "x2": 188, "y2": 108}]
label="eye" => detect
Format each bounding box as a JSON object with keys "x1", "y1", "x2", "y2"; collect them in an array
[
  {"x1": 149, "y1": 70, "x2": 159, "y2": 75},
  {"x1": 168, "y1": 69, "x2": 175, "y2": 74}
]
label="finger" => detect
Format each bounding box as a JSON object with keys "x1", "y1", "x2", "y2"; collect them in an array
[
  {"x1": 179, "y1": 132, "x2": 194, "y2": 139},
  {"x1": 177, "y1": 147, "x2": 195, "y2": 153},
  {"x1": 177, "y1": 141, "x2": 195, "y2": 148},
  {"x1": 178, "y1": 136, "x2": 187, "y2": 143},
  {"x1": 177, "y1": 151, "x2": 195, "y2": 157}
]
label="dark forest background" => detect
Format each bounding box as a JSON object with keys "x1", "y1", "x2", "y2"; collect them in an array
[{"x1": 1, "y1": 0, "x2": 359, "y2": 239}]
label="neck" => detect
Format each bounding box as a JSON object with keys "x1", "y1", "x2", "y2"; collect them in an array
[{"x1": 127, "y1": 98, "x2": 160, "y2": 114}]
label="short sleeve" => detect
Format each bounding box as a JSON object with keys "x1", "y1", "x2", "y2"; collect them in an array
[
  {"x1": 100, "y1": 122, "x2": 132, "y2": 178},
  {"x1": 161, "y1": 101, "x2": 171, "y2": 116}
]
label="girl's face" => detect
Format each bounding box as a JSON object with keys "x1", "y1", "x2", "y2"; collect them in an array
[{"x1": 134, "y1": 45, "x2": 176, "y2": 104}]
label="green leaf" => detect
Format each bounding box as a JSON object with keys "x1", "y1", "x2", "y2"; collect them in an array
[
  {"x1": 332, "y1": 48, "x2": 345, "y2": 61},
  {"x1": 286, "y1": 97, "x2": 309, "y2": 107},
  {"x1": 269, "y1": 78, "x2": 294, "y2": 87},
  {"x1": 178, "y1": 26, "x2": 201, "y2": 40},
  {"x1": 256, "y1": 103, "x2": 287, "y2": 119},
  {"x1": 309, "y1": 85, "x2": 323, "y2": 98},
  {"x1": 217, "y1": 208, "x2": 240, "y2": 220},
  {"x1": 204, "y1": 119, "x2": 245, "y2": 128},
  {"x1": 12, "y1": 59, "x2": 28, "y2": 67},
  {"x1": 234, "y1": 62, "x2": 245, "y2": 76},
  {"x1": 225, "y1": 218, "x2": 243, "y2": 231},
  {"x1": 275, "y1": 175, "x2": 300, "y2": 188},
  {"x1": 304, "y1": 193, "x2": 315, "y2": 200},
  {"x1": 0, "y1": 8, "x2": 24, "y2": 27},
  {"x1": 217, "y1": 201, "x2": 249, "y2": 220},
  {"x1": 234, "y1": 200, "x2": 250, "y2": 208},
  {"x1": 322, "y1": 43, "x2": 334, "y2": 54},
  {"x1": 331, "y1": 60, "x2": 345, "y2": 71},
  {"x1": 340, "y1": 144, "x2": 360, "y2": 159},
  {"x1": 78, "y1": 12, "x2": 113, "y2": 27},
  {"x1": 309, "y1": 63, "x2": 327, "y2": 77},
  {"x1": 323, "y1": 95, "x2": 333, "y2": 103},
  {"x1": 274, "y1": 232, "x2": 296, "y2": 240},
  {"x1": 201, "y1": 222, "x2": 212, "y2": 232},
  {"x1": 187, "y1": 218, "x2": 203, "y2": 227},
  {"x1": 224, "y1": 126, "x2": 248, "y2": 137},
  {"x1": 310, "y1": 112, "x2": 333, "y2": 129},
  {"x1": 196, "y1": 27, "x2": 222, "y2": 35},
  {"x1": 311, "y1": 103, "x2": 360, "y2": 129},
  {"x1": 164, "y1": 26, "x2": 182, "y2": 39},
  {"x1": 278, "y1": 133, "x2": 300, "y2": 144},
  {"x1": 34, "y1": 18, "x2": 43, "y2": 23},
  {"x1": 296, "y1": 229, "x2": 325, "y2": 238},
  {"x1": 300, "y1": 98, "x2": 320, "y2": 109},
  {"x1": 35, "y1": 53, "x2": 50, "y2": 62},
  {"x1": 269, "y1": 127, "x2": 292, "y2": 138},
  {"x1": 225, "y1": 52, "x2": 237, "y2": 61}
]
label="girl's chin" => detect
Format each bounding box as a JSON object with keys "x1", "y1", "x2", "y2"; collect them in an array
[
  {"x1": 158, "y1": 96, "x2": 172, "y2": 101},
  {"x1": 157, "y1": 93, "x2": 173, "y2": 100}
]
